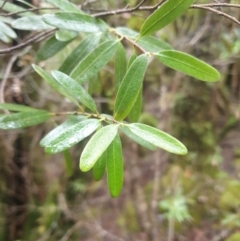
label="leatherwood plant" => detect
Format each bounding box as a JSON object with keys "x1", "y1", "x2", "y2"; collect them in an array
[{"x1": 0, "y1": 0, "x2": 221, "y2": 197}]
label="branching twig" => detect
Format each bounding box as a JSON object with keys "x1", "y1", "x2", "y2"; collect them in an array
[
  {"x1": 0, "y1": 29, "x2": 55, "y2": 55},
  {"x1": 192, "y1": 5, "x2": 240, "y2": 26}
]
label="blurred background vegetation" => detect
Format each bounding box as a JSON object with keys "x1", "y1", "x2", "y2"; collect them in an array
[{"x1": 0, "y1": 0, "x2": 240, "y2": 240}]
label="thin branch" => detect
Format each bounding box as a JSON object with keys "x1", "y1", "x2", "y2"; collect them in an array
[
  {"x1": 0, "y1": 0, "x2": 8, "y2": 10},
  {"x1": 93, "y1": 0, "x2": 165, "y2": 17},
  {"x1": 0, "y1": 29, "x2": 56, "y2": 55},
  {"x1": 191, "y1": 5, "x2": 240, "y2": 26},
  {"x1": 193, "y1": 3, "x2": 240, "y2": 8}
]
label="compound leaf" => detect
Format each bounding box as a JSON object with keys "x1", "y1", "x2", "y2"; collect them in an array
[
  {"x1": 155, "y1": 50, "x2": 221, "y2": 82},
  {"x1": 106, "y1": 134, "x2": 123, "y2": 198},
  {"x1": 80, "y1": 124, "x2": 118, "y2": 172},
  {"x1": 127, "y1": 123, "x2": 187, "y2": 155},
  {"x1": 140, "y1": 0, "x2": 195, "y2": 36}
]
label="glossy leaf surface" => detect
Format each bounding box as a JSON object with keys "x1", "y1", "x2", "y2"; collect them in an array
[
  {"x1": 137, "y1": 36, "x2": 172, "y2": 53},
  {"x1": 51, "y1": 71, "x2": 97, "y2": 112},
  {"x1": 93, "y1": 151, "x2": 106, "y2": 181},
  {"x1": 12, "y1": 15, "x2": 52, "y2": 30},
  {"x1": 80, "y1": 124, "x2": 118, "y2": 172},
  {"x1": 128, "y1": 88, "x2": 142, "y2": 122},
  {"x1": 114, "y1": 43, "x2": 127, "y2": 92},
  {"x1": 36, "y1": 35, "x2": 72, "y2": 61},
  {"x1": 40, "y1": 116, "x2": 86, "y2": 146},
  {"x1": 42, "y1": 12, "x2": 107, "y2": 33},
  {"x1": 46, "y1": 0, "x2": 83, "y2": 13},
  {"x1": 127, "y1": 123, "x2": 187, "y2": 155},
  {"x1": 59, "y1": 34, "x2": 101, "y2": 75},
  {"x1": 32, "y1": 64, "x2": 78, "y2": 106},
  {"x1": 0, "y1": 111, "x2": 50, "y2": 129},
  {"x1": 71, "y1": 40, "x2": 119, "y2": 84},
  {"x1": 114, "y1": 55, "x2": 148, "y2": 121},
  {"x1": 140, "y1": 0, "x2": 195, "y2": 36},
  {"x1": 155, "y1": 50, "x2": 220, "y2": 82},
  {"x1": 120, "y1": 126, "x2": 157, "y2": 151},
  {"x1": 106, "y1": 134, "x2": 123, "y2": 198},
  {"x1": 43, "y1": 119, "x2": 100, "y2": 154}
]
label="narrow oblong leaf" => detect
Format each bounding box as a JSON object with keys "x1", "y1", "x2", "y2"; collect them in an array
[
  {"x1": 120, "y1": 126, "x2": 157, "y2": 151},
  {"x1": 42, "y1": 12, "x2": 107, "y2": 33},
  {"x1": 106, "y1": 134, "x2": 123, "y2": 198},
  {"x1": 46, "y1": 0, "x2": 83, "y2": 13},
  {"x1": 128, "y1": 88, "x2": 142, "y2": 122},
  {"x1": 93, "y1": 151, "x2": 106, "y2": 181},
  {"x1": 71, "y1": 40, "x2": 119, "y2": 84},
  {"x1": 63, "y1": 149, "x2": 73, "y2": 177},
  {"x1": 36, "y1": 35, "x2": 72, "y2": 62},
  {"x1": 127, "y1": 123, "x2": 187, "y2": 155},
  {"x1": 155, "y1": 50, "x2": 221, "y2": 82},
  {"x1": 59, "y1": 33, "x2": 101, "y2": 75},
  {"x1": 32, "y1": 64, "x2": 78, "y2": 106},
  {"x1": 137, "y1": 36, "x2": 172, "y2": 53},
  {"x1": 55, "y1": 29, "x2": 78, "y2": 42},
  {"x1": 140, "y1": 0, "x2": 195, "y2": 36},
  {"x1": 0, "y1": 110, "x2": 50, "y2": 129},
  {"x1": 80, "y1": 124, "x2": 118, "y2": 172},
  {"x1": 43, "y1": 119, "x2": 100, "y2": 154},
  {"x1": 51, "y1": 70, "x2": 97, "y2": 112},
  {"x1": 0, "y1": 103, "x2": 39, "y2": 112},
  {"x1": 12, "y1": 15, "x2": 52, "y2": 30},
  {"x1": 114, "y1": 43, "x2": 127, "y2": 92},
  {"x1": 40, "y1": 116, "x2": 86, "y2": 146},
  {"x1": 0, "y1": 21, "x2": 17, "y2": 43},
  {"x1": 127, "y1": 53, "x2": 137, "y2": 69},
  {"x1": 114, "y1": 54, "x2": 148, "y2": 121}
]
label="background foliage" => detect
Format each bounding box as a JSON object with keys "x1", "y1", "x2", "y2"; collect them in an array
[{"x1": 0, "y1": 0, "x2": 240, "y2": 241}]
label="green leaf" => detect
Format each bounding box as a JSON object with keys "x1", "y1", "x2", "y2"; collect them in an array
[
  {"x1": 63, "y1": 149, "x2": 73, "y2": 177},
  {"x1": 71, "y1": 40, "x2": 119, "y2": 84},
  {"x1": 106, "y1": 134, "x2": 123, "y2": 198},
  {"x1": 46, "y1": 0, "x2": 83, "y2": 13},
  {"x1": 0, "y1": 0, "x2": 35, "y2": 16},
  {"x1": 0, "y1": 110, "x2": 50, "y2": 129},
  {"x1": 51, "y1": 70, "x2": 97, "y2": 112},
  {"x1": 114, "y1": 43, "x2": 127, "y2": 93},
  {"x1": 127, "y1": 53, "x2": 137, "y2": 69},
  {"x1": 32, "y1": 64, "x2": 79, "y2": 106},
  {"x1": 120, "y1": 126, "x2": 157, "y2": 151},
  {"x1": 42, "y1": 119, "x2": 100, "y2": 154},
  {"x1": 115, "y1": 27, "x2": 138, "y2": 38},
  {"x1": 11, "y1": 15, "x2": 52, "y2": 30},
  {"x1": 80, "y1": 124, "x2": 118, "y2": 172},
  {"x1": 140, "y1": 0, "x2": 195, "y2": 36},
  {"x1": 128, "y1": 88, "x2": 142, "y2": 122},
  {"x1": 0, "y1": 103, "x2": 39, "y2": 112},
  {"x1": 40, "y1": 116, "x2": 86, "y2": 146},
  {"x1": 42, "y1": 12, "x2": 107, "y2": 33},
  {"x1": 114, "y1": 54, "x2": 148, "y2": 121},
  {"x1": 36, "y1": 35, "x2": 72, "y2": 62},
  {"x1": 137, "y1": 36, "x2": 172, "y2": 53},
  {"x1": 59, "y1": 34, "x2": 101, "y2": 75},
  {"x1": 93, "y1": 151, "x2": 106, "y2": 181},
  {"x1": 155, "y1": 50, "x2": 221, "y2": 82},
  {"x1": 55, "y1": 29, "x2": 78, "y2": 42},
  {"x1": 0, "y1": 21, "x2": 17, "y2": 43},
  {"x1": 127, "y1": 123, "x2": 187, "y2": 155}
]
